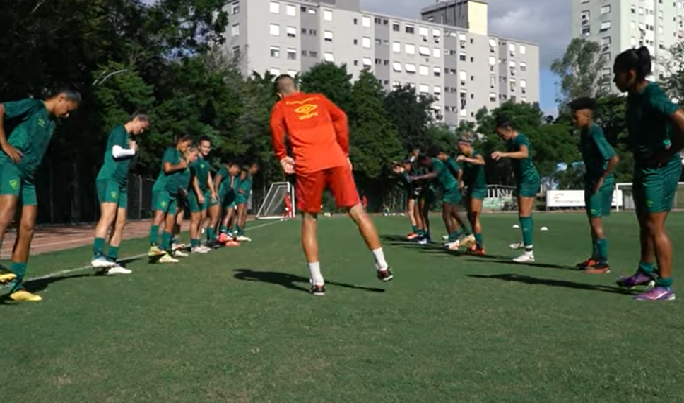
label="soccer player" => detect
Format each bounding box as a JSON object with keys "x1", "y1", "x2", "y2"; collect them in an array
[
  {"x1": 147, "y1": 135, "x2": 192, "y2": 263},
  {"x1": 0, "y1": 88, "x2": 81, "y2": 301},
  {"x1": 204, "y1": 164, "x2": 221, "y2": 247},
  {"x1": 188, "y1": 136, "x2": 216, "y2": 253},
  {"x1": 457, "y1": 133, "x2": 488, "y2": 255},
  {"x1": 410, "y1": 146, "x2": 474, "y2": 251},
  {"x1": 405, "y1": 147, "x2": 421, "y2": 239},
  {"x1": 438, "y1": 148, "x2": 475, "y2": 249},
  {"x1": 491, "y1": 115, "x2": 540, "y2": 262},
  {"x1": 612, "y1": 47, "x2": 684, "y2": 301},
  {"x1": 568, "y1": 97, "x2": 619, "y2": 274},
  {"x1": 215, "y1": 162, "x2": 241, "y2": 246},
  {"x1": 270, "y1": 74, "x2": 393, "y2": 296},
  {"x1": 233, "y1": 162, "x2": 259, "y2": 242},
  {"x1": 395, "y1": 160, "x2": 427, "y2": 242},
  {"x1": 91, "y1": 112, "x2": 149, "y2": 274}
]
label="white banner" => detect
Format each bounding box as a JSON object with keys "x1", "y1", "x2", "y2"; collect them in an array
[{"x1": 546, "y1": 190, "x2": 624, "y2": 208}]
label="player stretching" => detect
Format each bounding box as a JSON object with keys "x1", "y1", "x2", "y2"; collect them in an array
[
  {"x1": 92, "y1": 113, "x2": 149, "y2": 274},
  {"x1": 457, "y1": 133, "x2": 487, "y2": 255},
  {"x1": 0, "y1": 88, "x2": 81, "y2": 301},
  {"x1": 270, "y1": 74, "x2": 393, "y2": 296},
  {"x1": 492, "y1": 115, "x2": 540, "y2": 262},
  {"x1": 233, "y1": 163, "x2": 259, "y2": 242},
  {"x1": 204, "y1": 163, "x2": 221, "y2": 247},
  {"x1": 215, "y1": 162, "x2": 240, "y2": 246},
  {"x1": 405, "y1": 148, "x2": 422, "y2": 240},
  {"x1": 569, "y1": 97, "x2": 619, "y2": 274},
  {"x1": 188, "y1": 136, "x2": 215, "y2": 253},
  {"x1": 148, "y1": 135, "x2": 191, "y2": 263},
  {"x1": 612, "y1": 47, "x2": 684, "y2": 301}
]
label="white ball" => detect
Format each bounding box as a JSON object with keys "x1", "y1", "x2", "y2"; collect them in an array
[
  {"x1": 512, "y1": 224, "x2": 520, "y2": 229},
  {"x1": 541, "y1": 227, "x2": 548, "y2": 232}
]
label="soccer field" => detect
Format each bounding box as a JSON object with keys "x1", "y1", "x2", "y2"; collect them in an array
[{"x1": 2, "y1": 213, "x2": 684, "y2": 402}]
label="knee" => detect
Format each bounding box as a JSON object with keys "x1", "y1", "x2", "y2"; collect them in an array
[{"x1": 19, "y1": 220, "x2": 35, "y2": 238}]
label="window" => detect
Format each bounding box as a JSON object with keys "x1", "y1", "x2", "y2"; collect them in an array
[
  {"x1": 270, "y1": 46, "x2": 280, "y2": 58},
  {"x1": 510, "y1": 81, "x2": 517, "y2": 91},
  {"x1": 288, "y1": 48, "x2": 297, "y2": 60},
  {"x1": 460, "y1": 108, "x2": 467, "y2": 117},
  {"x1": 406, "y1": 25, "x2": 415, "y2": 34},
  {"x1": 362, "y1": 37, "x2": 371, "y2": 48},
  {"x1": 231, "y1": 23, "x2": 240, "y2": 36},
  {"x1": 287, "y1": 26, "x2": 296, "y2": 38},
  {"x1": 419, "y1": 65, "x2": 429, "y2": 75},
  {"x1": 301, "y1": 50, "x2": 308, "y2": 57},
  {"x1": 520, "y1": 62, "x2": 527, "y2": 72},
  {"x1": 392, "y1": 62, "x2": 402, "y2": 72},
  {"x1": 459, "y1": 52, "x2": 467, "y2": 61},
  {"x1": 434, "y1": 85, "x2": 441, "y2": 94},
  {"x1": 362, "y1": 57, "x2": 372, "y2": 67},
  {"x1": 459, "y1": 70, "x2": 467, "y2": 83},
  {"x1": 270, "y1": 24, "x2": 280, "y2": 36},
  {"x1": 600, "y1": 21, "x2": 611, "y2": 31},
  {"x1": 509, "y1": 61, "x2": 516, "y2": 75},
  {"x1": 309, "y1": 51, "x2": 318, "y2": 57},
  {"x1": 419, "y1": 46, "x2": 430, "y2": 56},
  {"x1": 231, "y1": 2, "x2": 240, "y2": 14},
  {"x1": 353, "y1": 18, "x2": 358, "y2": 24},
  {"x1": 520, "y1": 45, "x2": 526, "y2": 54},
  {"x1": 631, "y1": 21, "x2": 636, "y2": 29},
  {"x1": 309, "y1": 29, "x2": 317, "y2": 35},
  {"x1": 406, "y1": 63, "x2": 416, "y2": 73},
  {"x1": 489, "y1": 93, "x2": 496, "y2": 102},
  {"x1": 362, "y1": 16, "x2": 371, "y2": 27},
  {"x1": 405, "y1": 44, "x2": 415, "y2": 54},
  {"x1": 508, "y1": 43, "x2": 515, "y2": 55},
  {"x1": 601, "y1": 5, "x2": 611, "y2": 14},
  {"x1": 353, "y1": 39, "x2": 358, "y2": 45},
  {"x1": 393, "y1": 42, "x2": 401, "y2": 53},
  {"x1": 432, "y1": 29, "x2": 441, "y2": 37},
  {"x1": 393, "y1": 23, "x2": 400, "y2": 31},
  {"x1": 308, "y1": 8, "x2": 316, "y2": 14},
  {"x1": 419, "y1": 27, "x2": 429, "y2": 36},
  {"x1": 433, "y1": 48, "x2": 441, "y2": 58},
  {"x1": 601, "y1": 36, "x2": 611, "y2": 45},
  {"x1": 270, "y1": 1, "x2": 280, "y2": 13},
  {"x1": 323, "y1": 9, "x2": 333, "y2": 21},
  {"x1": 324, "y1": 31, "x2": 333, "y2": 42},
  {"x1": 324, "y1": 52, "x2": 334, "y2": 62},
  {"x1": 659, "y1": 26, "x2": 664, "y2": 34},
  {"x1": 490, "y1": 75, "x2": 496, "y2": 88},
  {"x1": 419, "y1": 84, "x2": 430, "y2": 93},
  {"x1": 287, "y1": 4, "x2": 296, "y2": 16},
  {"x1": 639, "y1": 7, "x2": 644, "y2": 15},
  {"x1": 521, "y1": 79, "x2": 527, "y2": 93},
  {"x1": 393, "y1": 81, "x2": 401, "y2": 88},
  {"x1": 232, "y1": 46, "x2": 240, "y2": 58},
  {"x1": 434, "y1": 67, "x2": 441, "y2": 77},
  {"x1": 489, "y1": 56, "x2": 496, "y2": 66},
  {"x1": 631, "y1": 5, "x2": 636, "y2": 13},
  {"x1": 288, "y1": 70, "x2": 298, "y2": 77},
  {"x1": 270, "y1": 68, "x2": 281, "y2": 76}
]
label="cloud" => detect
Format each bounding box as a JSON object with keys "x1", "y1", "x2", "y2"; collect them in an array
[{"x1": 361, "y1": 0, "x2": 571, "y2": 69}]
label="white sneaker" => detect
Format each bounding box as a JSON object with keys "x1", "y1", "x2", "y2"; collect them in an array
[
  {"x1": 236, "y1": 235, "x2": 251, "y2": 242},
  {"x1": 91, "y1": 256, "x2": 116, "y2": 269},
  {"x1": 107, "y1": 265, "x2": 132, "y2": 275},
  {"x1": 509, "y1": 242, "x2": 524, "y2": 250},
  {"x1": 172, "y1": 243, "x2": 187, "y2": 251},
  {"x1": 417, "y1": 238, "x2": 428, "y2": 245},
  {"x1": 158, "y1": 253, "x2": 179, "y2": 263},
  {"x1": 446, "y1": 241, "x2": 460, "y2": 250},
  {"x1": 173, "y1": 249, "x2": 189, "y2": 258},
  {"x1": 461, "y1": 235, "x2": 476, "y2": 248},
  {"x1": 513, "y1": 252, "x2": 535, "y2": 262},
  {"x1": 191, "y1": 246, "x2": 209, "y2": 254}
]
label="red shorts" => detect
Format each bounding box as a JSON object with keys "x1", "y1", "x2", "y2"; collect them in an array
[{"x1": 296, "y1": 166, "x2": 360, "y2": 213}]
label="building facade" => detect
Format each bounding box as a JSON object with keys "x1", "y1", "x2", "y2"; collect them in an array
[
  {"x1": 571, "y1": 0, "x2": 684, "y2": 93},
  {"x1": 223, "y1": 0, "x2": 540, "y2": 127}
]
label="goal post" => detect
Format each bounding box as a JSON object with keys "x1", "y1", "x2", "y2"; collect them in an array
[
  {"x1": 255, "y1": 181, "x2": 295, "y2": 219},
  {"x1": 614, "y1": 182, "x2": 684, "y2": 212}
]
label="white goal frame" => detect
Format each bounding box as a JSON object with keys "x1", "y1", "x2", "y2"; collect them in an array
[
  {"x1": 255, "y1": 181, "x2": 296, "y2": 219},
  {"x1": 614, "y1": 182, "x2": 684, "y2": 212}
]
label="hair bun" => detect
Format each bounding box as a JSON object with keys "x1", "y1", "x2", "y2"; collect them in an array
[{"x1": 636, "y1": 46, "x2": 652, "y2": 76}]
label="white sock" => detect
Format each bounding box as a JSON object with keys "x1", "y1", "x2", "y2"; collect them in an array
[
  {"x1": 372, "y1": 248, "x2": 388, "y2": 270},
  {"x1": 308, "y1": 262, "x2": 324, "y2": 285}
]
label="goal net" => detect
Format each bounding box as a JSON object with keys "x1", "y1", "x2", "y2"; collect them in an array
[
  {"x1": 255, "y1": 181, "x2": 295, "y2": 219},
  {"x1": 614, "y1": 182, "x2": 684, "y2": 212}
]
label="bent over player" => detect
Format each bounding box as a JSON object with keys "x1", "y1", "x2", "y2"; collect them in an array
[{"x1": 269, "y1": 74, "x2": 393, "y2": 296}]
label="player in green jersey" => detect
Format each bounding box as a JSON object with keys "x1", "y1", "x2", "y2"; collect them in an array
[
  {"x1": 405, "y1": 147, "x2": 422, "y2": 240},
  {"x1": 233, "y1": 162, "x2": 260, "y2": 242},
  {"x1": 147, "y1": 135, "x2": 191, "y2": 263},
  {"x1": 492, "y1": 115, "x2": 540, "y2": 263},
  {"x1": 0, "y1": 87, "x2": 81, "y2": 302},
  {"x1": 91, "y1": 112, "x2": 149, "y2": 274},
  {"x1": 435, "y1": 146, "x2": 475, "y2": 250},
  {"x1": 214, "y1": 162, "x2": 241, "y2": 245},
  {"x1": 188, "y1": 136, "x2": 217, "y2": 253},
  {"x1": 568, "y1": 97, "x2": 619, "y2": 275},
  {"x1": 457, "y1": 133, "x2": 487, "y2": 256},
  {"x1": 612, "y1": 47, "x2": 684, "y2": 301}
]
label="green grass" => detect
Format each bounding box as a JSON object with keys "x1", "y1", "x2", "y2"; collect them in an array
[{"x1": 3, "y1": 213, "x2": 684, "y2": 402}]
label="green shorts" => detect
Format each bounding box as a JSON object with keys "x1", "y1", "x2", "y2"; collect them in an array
[
  {"x1": 151, "y1": 191, "x2": 178, "y2": 215},
  {"x1": 0, "y1": 162, "x2": 36, "y2": 206},
  {"x1": 467, "y1": 187, "x2": 487, "y2": 200},
  {"x1": 188, "y1": 189, "x2": 219, "y2": 213},
  {"x1": 517, "y1": 177, "x2": 540, "y2": 198},
  {"x1": 96, "y1": 179, "x2": 127, "y2": 209},
  {"x1": 235, "y1": 194, "x2": 248, "y2": 205},
  {"x1": 442, "y1": 188, "x2": 462, "y2": 205},
  {"x1": 584, "y1": 181, "x2": 613, "y2": 218},
  {"x1": 222, "y1": 189, "x2": 237, "y2": 209},
  {"x1": 633, "y1": 161, "x2": 682, "y2": 214}
]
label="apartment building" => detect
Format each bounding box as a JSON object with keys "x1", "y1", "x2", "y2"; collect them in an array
[
  {"x1": 572, "y1": 0, "x2": 684, "y2": 93},
  {"x1": 223, "y1": 0, "x2": 540, "y2": 127}
]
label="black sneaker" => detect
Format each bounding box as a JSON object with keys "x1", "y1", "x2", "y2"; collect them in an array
[
  {"x1": 377, "y1": 268, "x2": 394, "y2": 282},
  {"x1": 310, "y1": 284, "x2": 326, "y2": 296}
]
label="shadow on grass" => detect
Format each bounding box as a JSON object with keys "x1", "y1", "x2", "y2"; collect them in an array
[
  {"x1": 233, "y1": 268, "x2": 386, "y2": 294},
  {"x1": 380, "y1": 235, "x2": 449, "y2": 251},
  {"x1": 0, "y1": 273, "x2": 94, "y2": 304},
  {"x1": 468, "y1": 273, "x2": 635, "y2": 295}
]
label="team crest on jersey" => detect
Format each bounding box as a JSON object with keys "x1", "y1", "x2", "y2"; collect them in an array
[
  {"x1": 111, "y1": 191, "x2": 118, "y2": 199},
  {"x1": 9, "y1": 179, "x2": 18, "y2": 190},
  {"x1": 37, "y1": 119, "x2": 46, "y2": 127},
  {"x1": 294, "y1": 104, "x2": 318, "y2": 120}
]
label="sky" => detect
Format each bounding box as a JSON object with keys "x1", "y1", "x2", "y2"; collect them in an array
[{"x1": 362, "y1": 0, "x2": 572, "y2": 116}]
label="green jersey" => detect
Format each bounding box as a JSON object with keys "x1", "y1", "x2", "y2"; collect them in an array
[
  {"x1": 238, "y1": 173, "x2": 253, "y2": 193},
  {"x1": 430, "y1": 158, "x2": 458, "y2": 192},
  {"x1": 153, "y1": 147, "x2": 182, "y2": 193},
  {"x1": 176, "y1": 166, "x2": 192, "y2": 192},
  {"x1": 216, "y1": 166, "x2": 234, "y2": 194},
  {"x1": 506, "y1": 133, "x2": 539, "y2": 184},
  {"x1": 1, "y1": 99, "x2": 55, "y2": 180},
  {"x1": 625, "y1": 82, "x2": 680, "y2": 167},
  {"x1": 462, "y1": 151, "x2": 487, "y2": 190},
  {"x1": 190, "y1": 156, "x2": 210, "y2": 192},
  {"x1": 444, "y1": 157, "x2": 460, "y2": 180},
  {"x1": 580, "y1": 124, "x2": 616, "y2": 186},
  {"x1": 97, "y1": 125, "x2": 132, "y2": 185}
]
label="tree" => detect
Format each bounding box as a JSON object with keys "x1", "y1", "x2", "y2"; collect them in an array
[
  {"x1": 551, "y1": 38, "x2": 609, "y2": 108},
  {"x1": 661, "y1": 42, "x2": 684, "y2": 106},
  {"x1": 383, "y1": 85, "x2": 434, "y2": 152},
  {"x1": 299, "y1": 62, "x2": 354, "y2": 112}
]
